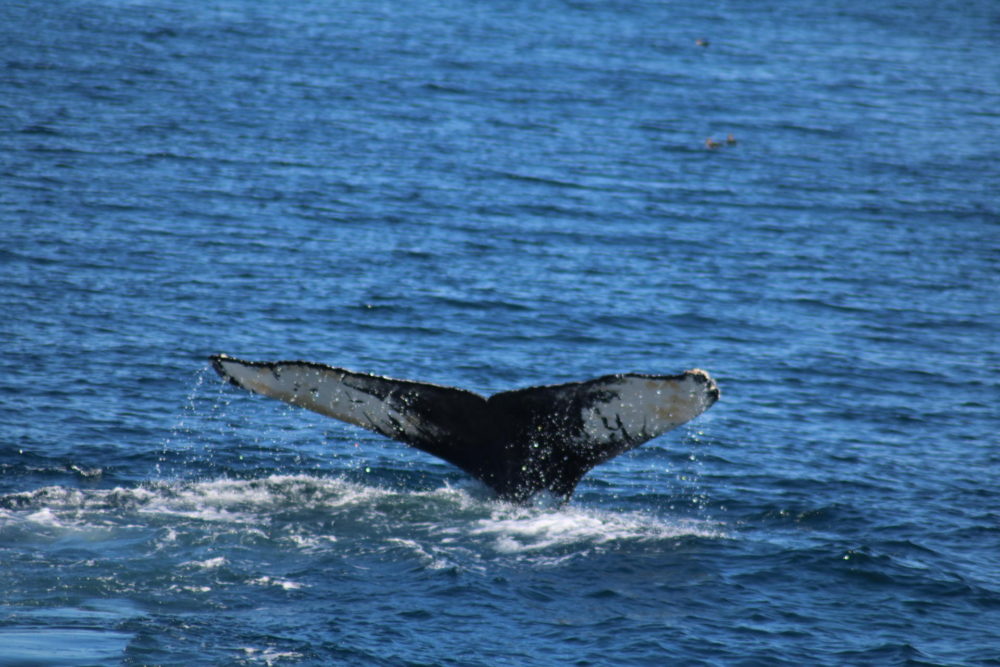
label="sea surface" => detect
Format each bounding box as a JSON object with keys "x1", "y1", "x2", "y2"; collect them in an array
[{"x1": 1, "y1": 0, "x2": 998, "y2": 664}]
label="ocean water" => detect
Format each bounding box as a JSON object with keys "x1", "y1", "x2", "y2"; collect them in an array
[{"x1": 1, "y1": 0, "x2": 998, "y2": 664}]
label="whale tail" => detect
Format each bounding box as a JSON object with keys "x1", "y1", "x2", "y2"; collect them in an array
[{"x1": 210, "y1": 354, "x2": 719, "y2": 502}]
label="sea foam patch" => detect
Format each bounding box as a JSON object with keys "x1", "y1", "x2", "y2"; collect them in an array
[
  {"x1": 467, "y1": 505, "x2": 725, "y2": 554},
  {"x1": 0, "y1": 476, "x2": 724, "y2": 564}
]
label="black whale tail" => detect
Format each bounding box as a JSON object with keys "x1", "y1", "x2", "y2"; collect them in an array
[{"x1": 210, "y1": 354, "x2": 719, "y2": 502}]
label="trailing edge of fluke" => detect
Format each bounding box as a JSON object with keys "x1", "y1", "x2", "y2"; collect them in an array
[{"x1": 210, "y1": 354, "x2": 719, "y2": 503}]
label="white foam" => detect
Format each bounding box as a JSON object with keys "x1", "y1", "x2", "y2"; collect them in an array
[
  {"x1": 134, "y1": 475, "x2": 389, "y2": 524},
  {"x1": 285, "y1": 533, "x2": 337, "y2": 550},
  {"x1": 251, "y1": 576, "x2": 304, "y2": 591},
  {"x1": 468, "y1": 505, "x2": 724, "y2": 554},
  {"x1": 2, "y1": 475, "x2": 725, "y2": 562},
  {"x1": 1, "y1": 477, "x2": 363, "y2": 542},
  {"x1": 1, "y1": 475, "x2": 463, "y2": 526},
  {"x1": 241, "y1": 647, "x2": 304, "y2": 666},
  {"x1": 386, "y1": 537, "x2": 455, "y2": 570},
  {"x1": 169, "y1": 584, "x2": 212, "y2": 593},
  {"x1": 24, "y1": 507, "x2": 63, "y2": 527},
  {"x1": 183, "y1": 556, "x2": 227, "y2": 570}
]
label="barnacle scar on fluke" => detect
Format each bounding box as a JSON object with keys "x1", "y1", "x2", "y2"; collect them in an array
[{"x1": 211, "y1": 354, "x2": 719, "y2": 503}]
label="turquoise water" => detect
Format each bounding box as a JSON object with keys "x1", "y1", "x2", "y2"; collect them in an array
[{"x1": 2, "y1": 0, "x2": 998, "y2": 664}]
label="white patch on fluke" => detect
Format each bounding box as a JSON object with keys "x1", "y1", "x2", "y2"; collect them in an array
[
  {"x1": 579, "y1": 370, "x2": 715, "y2": 445},
  {"x1": 214, "y1": 357, "x2": 423, "y2": 440}
]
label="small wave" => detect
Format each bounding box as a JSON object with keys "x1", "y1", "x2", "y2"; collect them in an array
[{"x1": 385, "y1": 537, "x2": 457, "y2": 571}]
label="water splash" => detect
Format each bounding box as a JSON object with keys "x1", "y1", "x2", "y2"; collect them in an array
[{"x1": 0, "y1": 474, "x2": 725, "y2": 559}]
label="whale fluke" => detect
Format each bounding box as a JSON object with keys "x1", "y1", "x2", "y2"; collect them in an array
[{"x1": 210, "y1": 354, "x2": 720, "y2": 502}]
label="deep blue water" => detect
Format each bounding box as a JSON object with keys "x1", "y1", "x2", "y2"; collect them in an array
[{"x1": 2, "y1": 0, "x2": 999, "y2": 664}]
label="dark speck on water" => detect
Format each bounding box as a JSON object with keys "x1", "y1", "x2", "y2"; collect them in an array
[{"x1": 1, "y1": 0, "x2": 998, "y2": 664}]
